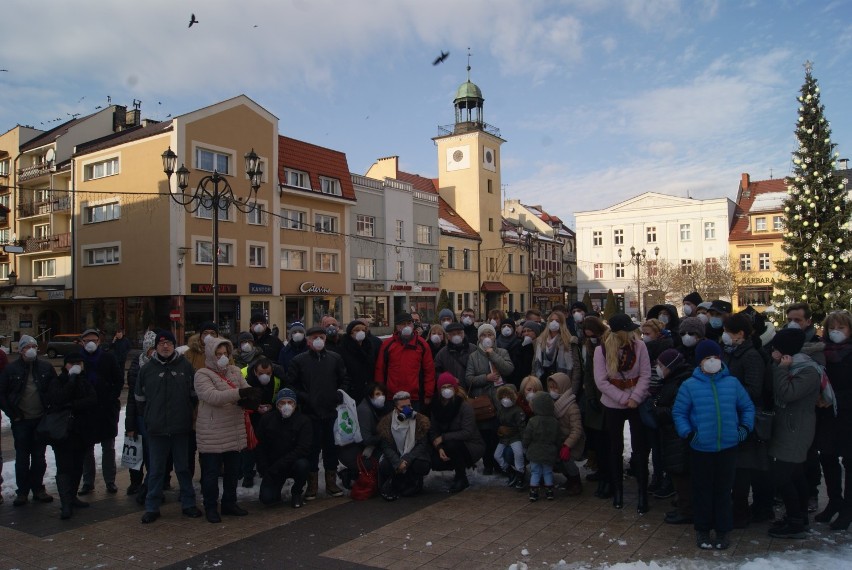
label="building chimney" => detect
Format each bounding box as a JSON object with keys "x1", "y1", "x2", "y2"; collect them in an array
[
  {"x1": 741, "y1": 173, "x2": 750, "y2": 189},
  {"x1": 839, "y1": 158, "x2": 849, "y2": 170}
]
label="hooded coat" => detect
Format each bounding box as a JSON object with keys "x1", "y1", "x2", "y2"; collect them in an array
[
  {"x1": 194, "y1": 337, "x2": 250, "y2": 454},
  {"x1": 647, "y1": 304, "x2": 681, "y2": 343},
  {"x1": 523, "y1": 393, "x2": 561, "y2": 465},
  {"x1": 653, "y1": 361, "x2": 694, "y2": 474},
  {"x1": 428, "y1": 395, "x2": 485, "y2": 463},
  {"x1": 337, "y1": 333, "x2": 376, "y2": 405},
  {"x1": 768, "y1": 356, "x2": 821, "y2": 463},
  {"x1": 550, "y1": 372, "x2": 586, "y2": 458},
  {"x1": 184, "y1": 334, "x2": 206, "y2": 371}
]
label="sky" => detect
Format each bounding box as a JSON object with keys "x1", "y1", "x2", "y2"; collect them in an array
[{"x1": 1, "y1": 0, "x2": 851, "y2": 228}]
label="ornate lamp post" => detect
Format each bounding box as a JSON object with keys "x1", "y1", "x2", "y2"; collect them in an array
[
  {"x1": 618, "y1": 245, "x2": 659, "y2": 318},
  {"x1": 516, "y1": 224, "x2": 539, "y2": 307},
  {"x1": 162, "y1": 147, "x2": 263, "y2": 325}
]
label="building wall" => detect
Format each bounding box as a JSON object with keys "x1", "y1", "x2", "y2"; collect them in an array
[{"x1": 439, "y1": 234, "x2": 480, "y2": 315}]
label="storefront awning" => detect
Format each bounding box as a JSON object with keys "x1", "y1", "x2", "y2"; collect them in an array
[{"x1": 480, "y1": 281, "x2": 510, "y2": 293}]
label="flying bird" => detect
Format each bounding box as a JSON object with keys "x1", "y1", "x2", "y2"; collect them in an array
[
  {"x1": 0, "y1": 69, "x2": 8, "y2": 72},
  {"x1": 433, "y1": 50, "x2": 449, "y2": 65},
  {"x1": 189, "y1": 13, "x2": 199, "y2": 27},
  {"x1": 95, "y1": 105, "x2": 102, "y2": 109}
]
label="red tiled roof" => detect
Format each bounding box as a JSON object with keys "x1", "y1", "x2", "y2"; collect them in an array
[
  {"x1": 278, "y1": 135, "x2": 356, "y2": 201},
  {"x1": 481, "y1": 281, "x2": 510, "y2": 293},
  {"x1": 396, "y1": 170, "x2": 439, "y2": 194},
  {"x1": 729, "y1": 175, "x2": 787, "y2": 242},
  {"x1": 438, "y1": 196, "x2": 480, "y2": 241}
]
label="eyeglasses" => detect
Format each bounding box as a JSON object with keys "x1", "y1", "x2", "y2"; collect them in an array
[
  {"x1": 157, "y1": 340, "x2": 174, "y2": 346},
  {"x1": 680, "y1": 332, "x2": 696, "y2": 337}
]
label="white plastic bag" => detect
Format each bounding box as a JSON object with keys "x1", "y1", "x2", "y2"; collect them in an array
[
  {"x1": 333, "y1": 389, "x2": 362, "y2": 446},
  {"x1": 121, "y1": 434, "x2": 144, "y2": 470}
]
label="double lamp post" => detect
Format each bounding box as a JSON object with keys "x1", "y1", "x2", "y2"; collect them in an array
[{"x1": 618, "y1": 245, "x2": 658, "y2": 318}]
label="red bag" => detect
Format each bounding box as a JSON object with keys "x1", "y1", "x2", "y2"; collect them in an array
[
  {"x1": 244, "y1": 410, "x2": 259, "y2": 450},
  {"x1": 349, "y1": 453, "x2": 379, "y2": 500}
]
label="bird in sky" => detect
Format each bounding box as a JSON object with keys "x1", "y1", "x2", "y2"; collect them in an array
[
  {"x1": 0, "y1": 69, "x2": 8, "y2": 72},
  {"x1": 95, "y1": 105, "x2": 102, "y2": 109},
  {"x1": 189, "y1": 13, "x2": 199, "y2": 28},
  {"x1": 433, "y1": 51, "x2": 449, "y2": 66}
]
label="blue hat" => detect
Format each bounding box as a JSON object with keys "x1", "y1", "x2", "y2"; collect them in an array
[
  {"x1": 274, "y1": 388, "x2": 297, "y2": 405},
  {"x1": 695, "y1": 339, "x2": 722, "y2": 362}
]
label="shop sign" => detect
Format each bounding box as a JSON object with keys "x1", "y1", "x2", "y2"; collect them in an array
[
  {"x1": 533, "y1": 287, "x2": 561, "y2": 294},
  {"x1": 19, "y1": 320, "x2": 32, "y2": 328},
  {"x1": 190, "y1": 283, "x2": 237, "y2": 294},
  {"x1": 249, "y1": 283, "x2": 273, "y2": 295},
  {"x1": 422, "y1": 287, "x2": 439, "y2": 292},
  {"x1": 353, "y1": 283, "x2": 384, "y2": 292},
  {"x1": 47, "y1": 290, "x2": 65, "y2": 300},
  {"x1": 299, "y1": 281, "x2": 331, "y2": 294},
  {"x1": 389, "y1": 284, "x2": 412, "y2": 291},
  {"x1": 741, "y1": 277, "x2": 774, "y2": 285}
]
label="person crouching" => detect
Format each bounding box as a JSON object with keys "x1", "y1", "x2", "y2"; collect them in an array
[{"x1": 377, "y1": 391, "x2": 431, "y2": 500}]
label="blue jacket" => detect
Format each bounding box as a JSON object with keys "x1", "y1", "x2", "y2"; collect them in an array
[{"x1": 672, "y1": 364, "x2": 755, "y2": 452}]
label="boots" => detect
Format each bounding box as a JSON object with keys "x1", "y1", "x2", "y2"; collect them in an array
[
  {"x1": 544, "y1": 486, "x2": 555, "y2": 500},
  {"x1": 325, "y1": 470, "x2": 344, "y2": 497},
  {"x1": 612, "y1": 460, "x2": 624, "y2": 509},
  {"x1": 636, "y1": 467, "x2": 649, "y2": 514},
  {"x1": 595, "y1": 480, "x2": 612, "y2": 499},
  {"x1": 565, "y1": 474, "x2": 582, "y2": 496},
  {"x1": 529, "y1": 486, "x2": 539, "y2": 502},
  {"x1": 305, "y1": 472, "x2": 319, "y2": 501},
  {"x1": 815, "y1": 500, "x2": 843, "y2": 523},
  {"x1": 830, "y1": 504, "x2": 852, "y2": 531},
  {"x1": 56, "y1": 474, "x2": 73, "y2": 520}
]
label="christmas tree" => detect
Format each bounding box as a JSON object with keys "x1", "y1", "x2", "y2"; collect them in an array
[{"x1": 774, "y1": 62, "x2": 852, "y2": 322}]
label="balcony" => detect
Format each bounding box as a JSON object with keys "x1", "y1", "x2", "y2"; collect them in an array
[
  {"x1": 17, "y1": 163, "x2": 54, "y2": 182},
  {"x1": 21, "y1": 232, "x2": 71, "y2": 254},
  {"x1": 18, "y1": 195, "x2": 71, "y2": 218}
]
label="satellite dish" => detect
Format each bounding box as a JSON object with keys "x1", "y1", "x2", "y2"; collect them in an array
[{"x1": 45, "y1": 148, "x2": 55, "y2": 163}]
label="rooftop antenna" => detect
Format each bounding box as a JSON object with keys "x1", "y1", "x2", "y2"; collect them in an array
[
  {"x1": 770, "y1": 167, "x2": 774, "y2": 178},
  {"x1": 466, "y1": 47, "x2": 472, "y2": 80}
]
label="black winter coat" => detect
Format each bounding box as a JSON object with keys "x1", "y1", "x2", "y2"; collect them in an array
[
  {"x1": 653, "y1": 363, "x2": 693, "y2": 475},
  {"x1": 125, "y1": 356, "x2": 144, "y2": 433},
  {"x1": 45, "y1": 369, "x2": 98, "y2": 446},
  {"x1": 497, "y1": 335, "x2": 523, "y2": 388},
  {"x1": 278, "y1": 339, "x2": 308, "y2": 373},
  {"x1": 723, "y1": 339, "x2": 769, "y2": 470},
  {"x1": 135, "y1": 353, "x2": 197, "y2": 436},
  {"x1": 0, "y1": 357, "x2": 56, "y2": 420},
  {"x1": 253, "y1": 329, "x2": 284, "y2": 362},
  {"x1": 337, "y1": 335, "x2": 376, "y2": 404},
  {"x1": 80, "y1": 348, "x2": 124, "y2": 443},
  {"x1": 285, "y1": 349, "x2": 350, "y2": 420},
  {"x1": 255, "y1": 409, "x2": 313, "y2": 476}
]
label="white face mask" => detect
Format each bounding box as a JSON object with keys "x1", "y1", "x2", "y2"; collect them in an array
[
  {"x1": 786, "y1": 321, "x2": 802, "y2": 330},
  {"x1": 241, "y1": 342, "x2": 253, "y2": 353},
  {"x1": 522, "y1": 336, "x2": 533, "y2": 346},
  {"x1": 257, "y1": 373, "x2": 271, "y2": 385},
  {"x1": 450, "y1": 335, "x2": 463, "y2": 345},
  {"x1": 490, "y1": 319, "x2": 498, "y2": 327},
  {"x1": 548, "y1": 320, "x2": 560, "y2": 332},
  {"x1": 400, "y1": 326, "x2": 413, "y2": 337},
  {"x1": 659, "y1": 315, "x2": 670, "y2": 325},
  {"x1": 461, "y1": 316, "x2": 473, "y2": 326},
  {"x1": 721, "y1": 332, "x2": 733, "y2": 346},
  {"x1": 502, "y1": 326, "x2": 514, "y2": 337},
  {"x1": 354, "y1": 331, "x2": 366, "y2": 342},
  {"x1": 829, "y1": 329, "x2": 848, "y2": 344},
  {"x1": 549, "y1": 390, "x2": 560, "y2": 400},
  {"x1": 681, "y1": 334, "x2": 698, "y2": 347},
  {"x1": 573, "y1": 312, "x2": 584, "y2": 323},
  {"x1": 697, "y1": 313, "x2": 709, "y2": 324},
  {"x1": 590, "y1": 337, "x2": 599, "y2": 345},
  {"x1": 500, "y1": 397, "x2": 514, "y2": 408},
  {"x1": 683, "y1": 305, "x2": 693, "y2": 316},
  {"x1": 642, "y1": 334, "x2": 653, "y2": 343},
  {"x1": 216, "y1": 355, "x2": 229, "y2": 368},
  {"x1": 430, "y1": 334, "x2": 442, "y2": 344},
  {"x1": 441, "y1": 320, "x2": 453, "y2": 329},
  {"x1": 441, "y1": 387, "x2": 455, "y2": 400},
  {"x1": 312, "y1": 338, "x2": 325, "y2": 351},
  {"x1": 253, "y1": 324, "x2": 265, "y2": 335},
  {"x1": 23, "y1": 347, "x2": 38, "y2": 361},
  {"x1": 655, "y1": 365, "x2": 665, "y2": 379},
  {"x1": 291, "y1": 332, "x2": 304, "y2": 343},
  {"x1": 280, "y1": 403, "x2": 295, "y2": 418},
  {"x1": 68, "y1": 365, "x2": 82, "y2": 376},
  {"x1": 526, "y1": 391, "x2": 537, "y2": 402},
  {"x1": 84, "y1": 341, "x2": 98, "y2": 353},
  {"x1": 480, "y1": 337, "x2": 493, "y2": 349},
  {"x1": 702, "y1": 357, "x2": 722, "y2": 374},
  {"x1": 371, "y1": 395, "x2": 386, "y2": 408}
]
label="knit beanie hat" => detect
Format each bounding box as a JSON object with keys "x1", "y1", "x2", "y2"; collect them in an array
[
  {"x1": 394, "y1": 312, "x2": 413, "y2": 325},
  {"x1": 155, "y1": 329, "x2": 177, "y2": 346},
  {"x1": 142, "y1": 330, "x2": 157, "y2": 353},
  {"x1": 773, "y1": 328, "x2": 806, "y2": 356},
  {"x1": 445, "y1": 322, "x2": 465, "y2": 333},
  {"x1": 570, "y1": 301, "x2": 588, "y2": 313},
  {"x1": 695, "y1": 339, "x2": 722, "y2": 362},
  {"x1": 657, "y1": 348, "x2": 684, "y2": 370},
  {"x1": 274, "y1": 388, "x2": 298, "y2": 405},
  {"x1": 18, "y1": 335, "x2": 37, "y2": 348},
  {"x1": 238, "y1": 331, "x2": 254, "y2": 344},
  {"x1": 683, "y1": 292, "x2": 703, "y2": 306},
  {"x1": 199, "y1": 321, "x2": 219, "y2": 334},
  {"x1": 477, "y1": 323, "x2": 496, "y2": 337},
  {"x1": 345, "y1": 320, "x2": 366, "y2": 335},
  {"x1": 522, "y1": 321, "x2": 543, "y2": 336},
  {"x1": 438, "y1": 308, "x2": 455, "y2": 321},
  {"x1": 678, "y1": 317, "x2": 706, "y2": 337},
  {"x1": 437, "y1": 372, "x2": 459, "y2": 388},
  {"x1": 288, "y1": 321, "x2": 306, "y2": 334}
]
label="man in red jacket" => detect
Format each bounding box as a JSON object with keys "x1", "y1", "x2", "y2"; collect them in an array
[{"x1": 375, "y1": 313, "x2": 435, "y2": 411}]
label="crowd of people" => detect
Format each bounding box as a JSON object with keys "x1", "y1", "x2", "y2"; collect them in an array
[{"x1": 0, "y1": 299, "x2": 849, "y2": 552}]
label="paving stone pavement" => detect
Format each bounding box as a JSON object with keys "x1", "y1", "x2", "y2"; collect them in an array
[{"x1": 0, "y1": 465, "x2": 849, "y2": 569}]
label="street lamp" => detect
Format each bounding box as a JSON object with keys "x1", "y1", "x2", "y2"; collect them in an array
[
  {"x1": 162, "y1": 147, "x2": 263, "y2": 326},
  {"x1": 618, "y1": 245, "x2": 659, "y2": 318},
  {"x1": 516, "y1": 224, "x2": 539, "y2": 307}
]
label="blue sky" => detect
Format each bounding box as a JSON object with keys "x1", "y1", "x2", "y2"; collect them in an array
[{"x1": 1, "y1": 0, "x2": 850, "y2": 226}]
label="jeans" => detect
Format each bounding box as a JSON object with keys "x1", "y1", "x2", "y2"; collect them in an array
[
  {"x1": 690, "y1": 446, "x2": 737, "y2": 533},
  {"x1": 259, "y1": 458, "x2": 310, "y2": 504},
  {"x1": 494, "y1": 441, "x2": 525, "y2": 472},
  {"x1": 530, "y1": 462, "x2": 554, "y2": 487},
  {"x1": 309, "y1": 417, "x2": 338, "y2": 472},
  {"x1": 82, "y1": 438, "x2": 116, "y2": 486},
  {"x1": 10, "y1": 417, "x2": 47, "y2": 496},
  {"x1": 200, "y1": 451, "x2": 240, "y2": 510},
  {"x1": 145, "y1": 433, "x2": 196, "y2": 513}
]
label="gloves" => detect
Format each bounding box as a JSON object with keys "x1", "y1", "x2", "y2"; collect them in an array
[
  {"x1": 737, "y1": 425, "x2": 749, "y2": 443},
  {"x1": 238, "y1": 387, "x2": 263, "y2": 399},
  {"x1": 559, "y1": 445, "x2": 571, "y2": 462}
]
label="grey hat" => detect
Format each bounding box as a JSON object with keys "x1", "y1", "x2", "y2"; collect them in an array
[
  {"x1": 522, "y1": 321, "x2": 543, "y2": 336},
  {"x1": 18, "y1": 335, "x2": 37, "y2": 348},
  {"x1": 477, "y1": 323, "x2": 496, "y2": 337},
  {"x1": 274, "y1": 388, "x2": 298, "y2": 405},
  {"x1": 438, "y1": 308, "x2": 455, "y2": 321},
  {"x1": 238, "y1": 331, "x2": 254, "y2": 344},
  {"x1": 678, "y1": 317, "x2": 706, "y2": 337},
  {"x1": 80, "y1": 328, "x2": 100, "y2": 340}
]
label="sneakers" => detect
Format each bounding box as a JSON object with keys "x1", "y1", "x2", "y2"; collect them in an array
[
  {"x1": 13, "y1": 494, "x2": 28, "y2": 507},
  {"x1": 33, "y1": 488, "x2": 54, "y2": 503},
  {"x1": 529, "y1": 487, "x2": 540, "y2": 502},
  {"x1": 715, "y1": 532, "x2": 731, "y2": 550},
  {"x1": 545, "y1": 486, "x2": 554, "y2": 501},
  {"x1": 221, "y1": 504, "x2": 248, "y2": 516},
  {"x1": 77, "y1": 484, "x2": 94, "y2": 496},
  {"x1": 696, "y1": 531, "x2": 713, "y2": 550}
]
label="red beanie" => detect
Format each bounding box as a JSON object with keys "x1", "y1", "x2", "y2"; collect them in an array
[{"x1": 437, "y1": 372, "x2": 459, "y2": 388}]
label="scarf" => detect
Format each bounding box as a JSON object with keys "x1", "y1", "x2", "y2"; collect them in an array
[
  {"x1": 618, "y1": 343, "x2": 637, "y2": 373},
  {"x1": 824, "y1": 340, "x2": 852, "y2": 364},
  {"x1": 391, "y1": 413, "x2": 417, "y2": 455}
]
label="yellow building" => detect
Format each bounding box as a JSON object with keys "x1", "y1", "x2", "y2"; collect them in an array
[{"x1": 729, "y1": 173, "x2": 787, "y2": 313}]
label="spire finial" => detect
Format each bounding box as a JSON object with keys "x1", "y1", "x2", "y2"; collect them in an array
[
  {"x1": 466, "y1": 47, "x2": 472, "y2": 81},
  {"x1": 803, "y1": 60, "x2": 813, "y2": 74}
]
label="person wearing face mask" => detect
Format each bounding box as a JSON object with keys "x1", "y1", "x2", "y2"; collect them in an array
[
  {"x1": 437, "y1": 308, "x2": 456, "y2": 331},
  {"x1": 675, "y1": 317, "x2": 707, "y2": 367},
  {"x1": 567, "y1": 301, "x2": 588, "y2": 337},
  {"x1": 429, "y1": 373, "x2": 484, "y2": 493},
  {"x1": 77, "y1": 329, "x2": 123, "y2": 497},
  {"x1": 337, "y1": 320, "x2": 377, "y2": 406},
  {"x1": 256, "y1": 388, "x2": 312, "y2": 508},
  {"x1": 696, "y1": 302, "x2": 713, "y2": 325},
  {"x1": 249, "y1": 311, "x2": 284, "y2": 361},
  {"x1": 460, "y1": 308, "x2": 479, "y2": 345},
  {"x1": 434, "y1": 322, "x2": 477, "y2": 384},
  {"x1": 704, "y1": 301, "x2": 732, "y2": 343},
  {"x1": 410, "y1": 311, "x2": 431, "y2": 341},
  {"x1": 496, "y1": 318, "x2": 523, "y2": 388},
  {"x1": 579, "y1": 316, "x2": 611, "y2": 497},
  {"x1": 336, "y1": 382, "x2": 393, "y2": 489},
  {"x1": 378, "y1": 391, "x2": 432, "y2": 500},
  {"x1": 486, "y1": 309, "x2": 507, "y2": 333},
  {"x1": 320, "y1": 315, "x2": 343, "y2": 354},
  {"x1": 278, "y1": 322, "x2": 308, "y2": 373},
  {"x1": 518, "y1": 375, "x2": 544, "y2": 418},
  {"x1": 184, "y1": 322, "x2": 220, "y2": 371},
  {"x1": 532, "y1": 313, "x2": 582, "y2": 397},
  {"x1": 45, "y1": 353, "x2": 97, "y2": 519},
  {"x1": 286, "y1": 326, "x2": 351, "y2": 500},
  {"x1": 464, "y1": 323, "x2": 514, "y2": 475},
  {"x1": 493, "y1": 384, "x2": 527, "y2": 488},
  {"x1": 672, "y1": 340, "x2": 754, "y2": 550},
  {"x1": 720, "y1": 313, "x2": 772, "y2": 528},
  {"x1": 194, "y1": 336, "x2": 261, "y2": 523},
  {"x1": 640, "y1": 318, "x2": 673, "y2": 497},
  {"x1": 375, "y1": 313, "x2": 435, "y2": 412},
  {"x1": 427, "y1": 324, "x2": 447, "y2": 359},
  {"x1": 239, "y1": 358, "x2": 286, "y2": 488},
  {"x1": 125, "y1": 330, "x2": 158, "y2": 497},
  {"x1": 646, "y1": 304, "x2": 681, "y2": 346},
  {"x1": 773, "y1": 303, "x2": 825, "y2": 368},
  {"x1": 516, "y1": 321, "x2": 542, "y2": 380},
  {"x1": 0, "y1": 335, "x2": 57, "y2": 506},
  {"x1": 235, "y1": 331, "x2": 263, "y2": 370},
  {"x1": 548, "y1": 372, "x2": 586, "y2": 496},
  {"x1": 682, "y1": 292, "x2": 703, "y2": 320}
]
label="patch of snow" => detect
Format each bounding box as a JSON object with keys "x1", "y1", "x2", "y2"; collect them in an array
[
  {"x1": 426, "y1": 541, "x2": 432, "y2": 547},
  {"x1": 521, "y1": 548, "x2": 530, "y2": 556}
]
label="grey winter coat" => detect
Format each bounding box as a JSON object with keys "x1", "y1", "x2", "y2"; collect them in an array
[
  {"x1": 769, "y1": 356, "x2": 821, "y2": 463},
  {"x1": 464, "y1": 346, "x2": 514, "y2": 402}
]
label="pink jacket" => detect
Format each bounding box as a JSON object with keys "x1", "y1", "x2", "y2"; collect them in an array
[{"x1": 593, "y1": 340, "x2": 651, "y2": 409}]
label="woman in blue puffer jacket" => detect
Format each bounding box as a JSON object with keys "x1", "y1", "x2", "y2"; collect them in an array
[{"x1": 673, "y1": 340, "x2": 754, "y2": 552}]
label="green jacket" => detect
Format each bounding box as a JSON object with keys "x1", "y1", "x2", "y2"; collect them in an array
[{"x1": 523, "y1": 392, "x2": 561, "y2": 465}]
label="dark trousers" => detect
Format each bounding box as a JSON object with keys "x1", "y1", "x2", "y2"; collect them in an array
[
  {"x1": 805, "y1": 444, "x2": 821, "y2": 498},
  {"x1": 773, "y1": 459, "x2": 808, "y2": 521},
  {"x1": 199, "y1": 451, "x2": 240, "y2": 510},
  {"x1": 53, "y1": 441, "x2": 88, "y2": 506},
  {"x1": 337, "y1": 443, "x2": 362, "y2": 473},
  {"x1": 690, "y1": 446, "x2": 737, "y2": 533},
  {"x1": 732, "y1": 467, "x2": 773, "y2": 520},
  {"x1": 478, "y1": 422, "x2": 499, "y2": 471},
  {"x1": 309, "y1": 417, "x2": 338, "y2": 472},
  {"x1": 10, "y1": 417, "x2": 47, "y2": 496},
  {"x1": 82, "y1": 438, "x2": 116, "y2": 486},
  {"x1": 259, "y1": 458, "x2": 310, "y2": 505},
  {"x1": 605, "y1": 407, "x2": 648, "y2": 485},
  {"x1": 820, "y1": 453, "x2": 852, "y2": 506},
  {"x1": 240, "y1": 448, "x2": 256, "y2": 480},
  {"x1": 379, "y1": 456, "x2": 431, "y2": 490},
  {"x1": 672, "y1": 472, "x2": 693, "y2": 517},
  {"x1": 145, "y1": 433, "x2": 196, "y2": 513},
  {"x1": 431, "y1": 440, "x2": 472, "y2": 477},
  {"x1": 587, "y1": 427, "x2": 611, "y2": 480}
]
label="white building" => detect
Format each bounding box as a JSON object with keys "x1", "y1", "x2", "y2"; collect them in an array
[{"x1": 575, "y1": 192, "x2": 736, "y2": 318}]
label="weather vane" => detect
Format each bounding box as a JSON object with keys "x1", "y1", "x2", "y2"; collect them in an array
[{"x1": 467, "y1": 47, "x2": 472, "y2": 80}]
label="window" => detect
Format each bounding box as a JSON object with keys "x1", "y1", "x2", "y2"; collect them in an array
[
  {"x1": 613, "y1": 229, "x2": 624, "y2": 245},
  {"x1": 487, "y1": 179, "x2": 493, "y2": 194},
  {"x1": 488, "y1": 257, "x2": 496, "y2": 272},
  {"x1": 356, "y1": 214, "x2": 375, "y2": 237},
  {"x1": 446, "y1": 246, "x2": 455, "y2": 269},
  {"x1": 759, "y1": 252, "x2": 771, "y2": 271},
  {"x1": 615, "y1": 262, "x2": 625, "y2": 278},
  {"x1": 704, "y1": 222, "x2": 715, "y2": 239},
  {"x1": 197, "y1": 203, "x2": 231, "y2": 221},
  {"x1": 416, "y1": 224, "x2": 433, "y2": 245},
  {"x1": 0, "y1": 263, "x2": 8, "y2": 279},
  {"x1": 646, "y1": 226, "x2": 657, "y2": 243},
  {"x1": 356, "y1": 258, "x2": 376, "y2": 279},
  {"x1": 246, "y1": 204, "x2": 266, "y2": 225},
  {"x1": 396, "y1": 261, "x2": 404, "y2": 281},
  {"x1": 593, "y1": 231, "x2": 602, "y2": 247},
  {"x1": 196, "y1": 241, "x2": 233, "y2": 265},
  {"x1": 680, "y1": 259, "x2": 693, "y2": 274},
  {"x1": 84, "y1": 245, "x2": 120, "y2": 266},
  {"x1": 315, "y1": 251, "x2": 339, "y2": 272},
  {"x1": 34, "y1": 223, "x2": 50, "y2": 238},
  {"x1": 395, "y1": 220, "x2": 404, "y2": 241},
  {"x1": 34, "y1": 259, "x2": 56, "y2": 278},
  {"x1": 0, "y1": 159, "x2": 9, "y2": 176},
  {"x1": 647, "y1": 260, "x2": 658, "y2": 277},
  {"x1": 196, "y1": 148, "x2": 230, "y2": 174},
  {"x1": 0, "y1": 193, "x2": 8, "y2": 209},
  {"x1": 280, "y1": 249, "x2": 306, "y2": 270},
  {"x1": 773, "y1": 215, "x2": 784, "y2": 231},
  {"x1": 740, "y1": 253, "x2": 752, "y2": 271},
  {"x1": 488, "y1": 218, "x2": 494, "y2": 232},
  {"x1": 248, "y1": 245, "x2": 265, "y2": 267},
  {"x1": 755, "y1": 217, "x2": 767, "y2": 232},
  {"x1": 738, "y1": 286, "x2": 773, "y2": 307},
  {"x1": 315, "y1": 213, "x2": 337, "y2": 234},
  {"x1": 0, "y1": 229, "x2": 9, "y2": 244},
  {"x1": 705, "y1": 257, "x2": 718, "y2": 272},
  {"x1": 463, "y1": 249, "x2": 470, "y2": 270},
  {"x1": 83, "y1": 157, "x2": 119, "y2": 180},
  {"x1": 418, "y1": 263, "x2": 433, "y2": 282},
  {"x1": 280, "y1": 208, "x2": 306, "y2": 230},
  {"x1": 508, "y1": 254, "x2": 514, "y2": 273},
  {"x1": 320, "y1": 177, "x2": 341, "y2": 196},
  {"x1": 284, "y1": 169, "x2": 309, "y2": 188},
  {"x1": 680, "y1": 224, "x2": 691, "y2": 241},
  {"x1": 84, "y1": 201, "x2": 120, "y2": 224},
  {"x1": 520, "y1": 255, "x2": 525, "y2": 274},
  {"x1": 593, "y1": 263, "x2": 604, "y2": 279}
]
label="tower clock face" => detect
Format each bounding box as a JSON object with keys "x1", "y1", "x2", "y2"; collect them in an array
[
  {"x1": 483, "y1": 146, "x2": 496, "y2": 172},
  {"x1": 446, "y1": 145, "x2": 470, "y2": 171}
]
